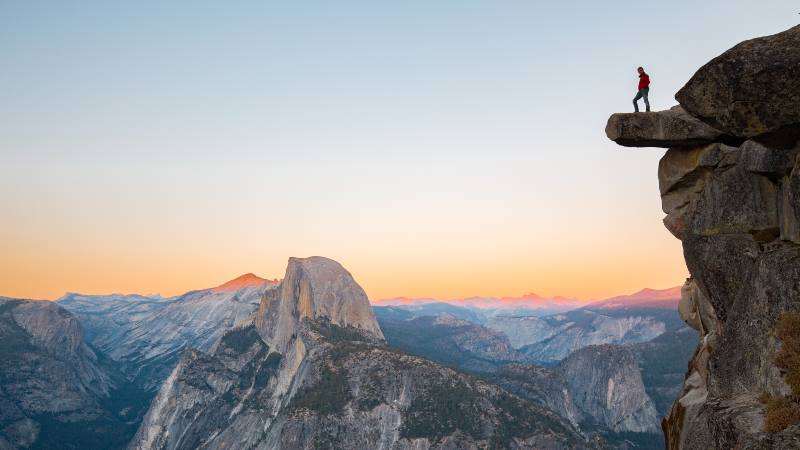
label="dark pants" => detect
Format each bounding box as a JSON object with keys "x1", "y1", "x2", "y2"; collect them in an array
[{"x1": 634, "y1": 87, "x2": 650, "y2": 112}]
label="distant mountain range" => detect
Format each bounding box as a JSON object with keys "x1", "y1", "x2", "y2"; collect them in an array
[
  {"x1": 372, "y1": 286, "x2": 681, "y2": 316},
  {"x1": 1, "y1": 266, "x2": 691, "y2": 449},
  {"x1": 373, "y1": 285, "x2": 694, "y2": 449},
  {"x1": 584, "y1": 286, "x2": 683, "y2": 310},
  {"x1": 58, "y1": 274, "x2": 278, "y2": 392}
]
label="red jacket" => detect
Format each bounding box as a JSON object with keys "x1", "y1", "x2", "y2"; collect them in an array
[{"x1": 638, "y1": 73, "x2": 650, "y2": 90}]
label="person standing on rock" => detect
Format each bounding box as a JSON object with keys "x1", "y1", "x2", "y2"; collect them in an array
[{"x1": 633, "y1": 67, "x2": 651, "y2": 112}]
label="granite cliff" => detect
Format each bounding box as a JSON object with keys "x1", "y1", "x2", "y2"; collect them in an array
[
  {"x1": 0, "y1": 297, "x2": 138, "y2": 449},
  {"x1": 129, "y1": 257, "x2": 590, "y2": 449},
  {"x1": 494, "y1": 345, "x2": 661, "y2": 447},
  {"x1": 606, "y1": 25, "x2": 800, "y2": 450}
]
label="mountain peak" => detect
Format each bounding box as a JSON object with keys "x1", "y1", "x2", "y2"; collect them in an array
[
  {"x1": 212, "y1": 273, "x2": 275, "y2": 293},
  {"x1": 256, "y1": 256, "x2": 384, "y2": 351},
  {"x1": 585, "y1": 286, "x2": 682, "y2": 310}
]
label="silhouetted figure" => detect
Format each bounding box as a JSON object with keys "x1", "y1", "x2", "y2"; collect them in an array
[{"x1": 633, "y1": 67, "x2": 650, "y2": 112}]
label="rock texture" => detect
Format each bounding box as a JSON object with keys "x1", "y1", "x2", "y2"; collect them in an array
[
  {"x1": 494, "y1": 345, "x2": 663, "y2": 448},
  {"x1": 606, "y1": 25, "x2": 800, "y2": 450},
  {"x1": 130, "y1": 257, "x2": 590, "y2": 450},
  {"x1": 606, "y1": 106, "x2": 735, "y2": 148},
  {"x1": 559, "y1": 345, "x2": 660, "y2": 434},
  {"x1": 59, "y1": 274, "x2": 276, "y2": 391},
  {"x1": 255, "y1": 256, "x2": 383, "y2": 354},
  {"x1": 631, "y1": 326, "x2": 699, "y2": 418},
  {"x1": 676, "y1": 25, "x2": 800, "y2": 145},
  {"x1": 0, "y1": 298, "x2": 136, "y2": 449}
]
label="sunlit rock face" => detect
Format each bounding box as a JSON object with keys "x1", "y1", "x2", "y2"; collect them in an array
[
  {"x1": 255, "y1": 256, "x2": 384, "y2": 354},
  {"x1": 606, "y1": 24, "x2": 800, "y2": 450},
  {"x1": 130, "y1": 257, "x2": 591, "y2": 450},
  {"x1": 606, "y1": 106, "x2": 736, "y2": 148},
  {"x1": 675, "y1": 26, "x2": 800, "y2": 143}
]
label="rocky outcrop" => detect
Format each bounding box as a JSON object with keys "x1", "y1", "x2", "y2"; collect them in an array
[
  {"x1": 494, "y1": 345, "x2": 663, "y2": 447},
  {"x1": 493, "y1": 364, "x2": 584, "y2": 431},
  {"x1": 559, "y1": 345, "x2": 660, "y2": 434},
  {"x1": 606, "y1": 106, "x2": 736, "y2": 148},
  {"x1": 130, "y1": 257, "x2": 590, "y2": 449},
  {"x1": 256, "y1": 256, "x2": 384, "y2": 354},
  {"x1": 676, "y1": 25, "x2": 800, "y2": 145},
  {"x1": 606, "y1": 25, "x2": 800, "y2": 450},
  {"x1": 631, "y1": 326, "x2": 699, "y2": 418},
  {"x1": 0, "y1": 298, "x2": 135, "y2": 449}
]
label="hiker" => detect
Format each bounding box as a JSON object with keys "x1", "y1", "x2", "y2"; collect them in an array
[{"x1": 633, "y1": 67, "x2": 650, "y2": 112}]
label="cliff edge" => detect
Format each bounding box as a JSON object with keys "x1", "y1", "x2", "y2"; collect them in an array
[{"x1": 606, "y1": 25, "x2": 800, "y2": 450}]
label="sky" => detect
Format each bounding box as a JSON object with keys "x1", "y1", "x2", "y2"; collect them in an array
[{"x1": 1, "y1": 1, "x2": 797, "y2": 301}]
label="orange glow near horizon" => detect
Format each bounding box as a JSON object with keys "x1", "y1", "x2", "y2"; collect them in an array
[
  {"x1": 0, "y1": 153, "x2": 689, "y2": 302},
  {"x1": 4, "y1": 1, "x2": 794, "y2": 306},
  {"x1": 0, "y1": 207, "x2": 688, "y2": 302}
]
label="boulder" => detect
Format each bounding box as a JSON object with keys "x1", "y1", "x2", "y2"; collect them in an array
[
  {"x1": 605, "y1": 106, "x2": 732, "y2": 148},
  {"x1": 676, "y1": 25, "x2": 800, "y2": 144}
]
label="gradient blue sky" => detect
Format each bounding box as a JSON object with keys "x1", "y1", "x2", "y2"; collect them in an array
[{"x1": 1, "y1": 1, "x2": 797, "y2": 300}]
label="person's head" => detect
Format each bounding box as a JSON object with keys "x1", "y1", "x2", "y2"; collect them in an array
[{"x1": 637, "y1": 66, "x2": 645, "y2": 74}]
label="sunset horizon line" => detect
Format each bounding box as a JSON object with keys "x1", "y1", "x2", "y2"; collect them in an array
[{"x1": 12, "y1": 270, "x2": 683, "y2": 305}]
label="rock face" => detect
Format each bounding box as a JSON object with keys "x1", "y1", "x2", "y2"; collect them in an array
[
  {"x1": 255, "y1": 256, "x2": 383, "y2": 353},
  {"x1": 0, "y1": 298, "x2": 136, "y2": 449},
  {"x1": 559, "y1": 345, "x2": 660, "y2": 434},
  {"x1": 59, "y1": 274, "x2": 276, "y2": 391},
  {"x1": 130, "y1": 257, "x2": 590, "y2": 450},
  {"x1": 631, "y1": 326, "x2": 699, "y2": 419},
  {"x1": 606, "y1": 106, "x2": 736, "y2": 148},
  {"x1": 676, "y1": 25, "x2": 800, "y2": 144},
  {"x1": 494, "y1": 345, "x2": 662, "y2": 447},
  {"x1": 606, "y1": 25, "x2": 800, "y2": 450}
]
